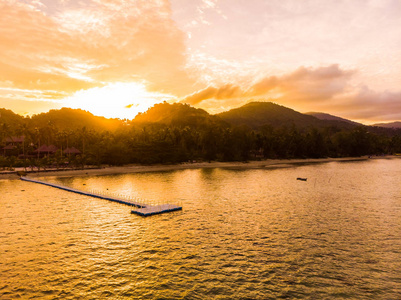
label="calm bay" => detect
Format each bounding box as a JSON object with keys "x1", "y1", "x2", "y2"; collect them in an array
[{"x1": 1, "y1": 158, "x2": 401, "y2": 299}]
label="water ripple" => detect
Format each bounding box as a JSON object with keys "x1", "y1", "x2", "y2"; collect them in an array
[{"x1": 1, "y1": 160, "x2": 401, "y2": 298}]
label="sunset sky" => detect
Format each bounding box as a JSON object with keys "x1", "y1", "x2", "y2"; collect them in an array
[{"x1": 1, "y1": 0, "x2": 401, "y2": 123}]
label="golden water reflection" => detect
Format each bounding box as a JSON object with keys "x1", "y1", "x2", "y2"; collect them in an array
[{"x1": 1, "y1": 159, "x2": 401, "y2": 298}]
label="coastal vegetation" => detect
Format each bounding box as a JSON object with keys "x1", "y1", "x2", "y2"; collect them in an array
[{"x1": 1, "y1": 102, "x2": 401, "y2": 169}]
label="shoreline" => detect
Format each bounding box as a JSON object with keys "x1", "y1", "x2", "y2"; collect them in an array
[{"x1": 1, "y1": 155, "x2": 399, "y2": 180}]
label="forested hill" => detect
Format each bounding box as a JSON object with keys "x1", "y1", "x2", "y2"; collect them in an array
[
  {"x1": 0, "y1": 108, "x2": 26, "y2": 132},
  {"x1": 0, "y1": 102, "x2": 395, "y2": 133},
  {"x1": 1, "y1": 102, "x2": 401, "y2": 166},
  {"x1": 132, "y1": 102, "x2": 228, "y2": 128},
  {"x1": 30, "y1": 108, "x2": 122, "y2": 131},
  {"x1": 306, "y1": 112, "x2": 361, "y2": 126},
  {"x1": 373, "y1": 121, "x2": 401, "y2": 129},
  {"x1": 217, "y1": 102, "x2": 356, "y2": 130}
]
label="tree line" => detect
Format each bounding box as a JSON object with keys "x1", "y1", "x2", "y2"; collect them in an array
[{"x1": 1, "y1": 118, "x2": 401, "y2": 169}]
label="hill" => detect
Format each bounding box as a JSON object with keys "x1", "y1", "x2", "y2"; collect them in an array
[
  {"x1": 306, "y1": 112, "x2": 361, "y2": 126},
  {"x1": 217, "y1": 102, "x2": 356, "y2": 130},
  {"x1": 30, "y1": 107, "x2": 123, "y2": 132},
  {"x1": 0, "y1": 108, "x2": 27, "y2": 131},
  {"x1": 372, "y1": 121, "x2": 401, "y2": 129},
  {"x1": 133, "y1": 102, "x2": 228, "y2": 128}
]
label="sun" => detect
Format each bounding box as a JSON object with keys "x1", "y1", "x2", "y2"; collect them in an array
[{"x1": 63, "y1": 82, "x2": 176, "y2": 119}]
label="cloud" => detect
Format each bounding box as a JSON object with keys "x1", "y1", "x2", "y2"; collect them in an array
[
  {"x1": 0, "y1": 1, "x2": 97, "y2": 93},
  {"x1": 332, "y1": 87, "x2": 401, "y2": 122},
  {"x1": 277, "y1": 64, "x2": 355, "y2": 104},
  {"x1": 0, "y1": 0, "x2": 193, "y2": 100},
  {"x1": 248, "y1": 76, "x2": 279, "y2": 96},
  {"x1": 0, "y1": 86, "x2": 68, "y2": 101},
  {"x1": 3, "y1": 0, "x2": 401, "y2": 123},
  {"x1": 181, "y1": 64, "x2": 401, "y2": 122},
  {"x1": 182, "y1": 84, "x2": 243, "y2": 105},
  {"x1": 182, "y1": 64, "x2": 353, "y2": 105},
  {"x1": 172, "y1": 0, "x2": 401, "y2": 123}
]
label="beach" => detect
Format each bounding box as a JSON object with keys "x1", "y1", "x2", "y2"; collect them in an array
[{"x1": 1, "y1": 155, "x2": 396, "y2": 180}]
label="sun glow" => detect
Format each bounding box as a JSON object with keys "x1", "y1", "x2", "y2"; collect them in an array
[{"x1": 63, "y1": 82, "x2": 176, "y2": 119}]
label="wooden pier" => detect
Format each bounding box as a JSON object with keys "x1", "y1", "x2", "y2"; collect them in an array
[{"x1": 20, "y1": 177, "x2": 182, "y2": 216}]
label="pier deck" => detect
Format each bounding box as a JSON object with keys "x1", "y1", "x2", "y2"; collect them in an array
[{"x1": 20, "y1": 177, "x2": 182, "y2": 216}]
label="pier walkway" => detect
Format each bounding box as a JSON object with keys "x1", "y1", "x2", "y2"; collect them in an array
[{"x1": 20, "y1": 177, "x2": 182, "y2": 216}]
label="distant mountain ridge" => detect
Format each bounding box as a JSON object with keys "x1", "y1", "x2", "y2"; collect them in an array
[
  {"x1": 2, "y1": 102, "x2": 401, "y2": 135},
  {"x1": 373, "y1": 121, "x2": 401, "y2": 129},
  {"x1": 306, "y1": 112, "x2": 361, "y2": 126},
  {"x1": 216, "y1": 102, "x2": 356, "y2": 130}
]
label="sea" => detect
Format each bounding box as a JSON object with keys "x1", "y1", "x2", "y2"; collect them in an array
[{"x1": 1, "y1": 158, "x2": 401, "y2": 299}]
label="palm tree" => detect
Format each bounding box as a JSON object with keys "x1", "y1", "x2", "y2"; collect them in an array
[
  {"x1": 34, "y1": 127, "x2": 41, "y2": 159},
  {"x1": 81, "y1": 126, "x2": 87, "y2": 155},
  {"x1": 1, "y1": 122, "x2": 12, "y2": 156},
  {"x1": 16, "y1": 123, "x2": 30, "y2": 157}
]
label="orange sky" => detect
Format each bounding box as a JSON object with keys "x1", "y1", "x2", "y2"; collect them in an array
[{"x1": 1, "y1": 0, "x2": 401, "y2": 123}]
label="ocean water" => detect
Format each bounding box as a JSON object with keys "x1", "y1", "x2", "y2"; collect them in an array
[{"x1": 1, "y1": 159, "x2": 401, "y2": 299}]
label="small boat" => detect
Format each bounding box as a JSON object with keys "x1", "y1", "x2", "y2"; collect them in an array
[{"x1": 297, "y1": 177, "x2": 307, "y2": 181}]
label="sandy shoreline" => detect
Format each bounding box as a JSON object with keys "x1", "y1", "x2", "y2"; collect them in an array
[{"x1": 1, "y1": 155, "x2": 399, "y2": 180}]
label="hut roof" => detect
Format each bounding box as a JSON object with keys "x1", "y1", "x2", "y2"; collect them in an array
[
  {"x1": 64, "y1": 147, "x2": 81, "y2": 154},
  {"x1": 34, "y1": 145, "x2": 49, "y2": 153},
  {"x1": 34, "y1": 144, "x2": 58, "y2": 153},
  {"x1": 2, "y1": 144, "x2": 15, "y2": 150},
  {"x1": 6, "y1": 136, "x2": 25, "y2": 143},
  {"x1": 47, "y1": 145, "x2": 58, "y2": 153}
]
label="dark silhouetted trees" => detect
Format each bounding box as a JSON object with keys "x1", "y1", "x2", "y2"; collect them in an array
[{"x1": 1, "y1": 103, "x2": 401, "y2": 168}]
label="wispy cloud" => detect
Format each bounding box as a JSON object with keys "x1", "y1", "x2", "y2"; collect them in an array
[
  {"x1": 2, "y1": 0, "x2": 401, "y2": 122},
  {"x1": 182, "y1": 64, "x2": 353, "y2": 104},
  {"x1": 332, "y1": 87, "x2": 401, "y2": 123},
  {"x1": 0, "y1": 0, "x2": 191, "y2": 99}
]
